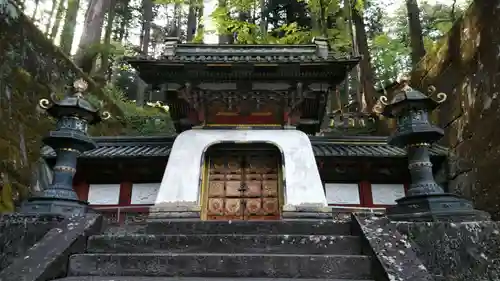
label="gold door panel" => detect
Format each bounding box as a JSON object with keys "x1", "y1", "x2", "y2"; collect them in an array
[
  {"x1": 225, "y1": 181, "x2": 242, "y2": 197},
  {"x1": 208, "y1": 181, "x2": 225, "y2": 197},
  {"x1": 245, "y1": 181, "x2": 262, "y2": 197},
  {"x1": 204, "y1": 151, "x2": 281, "y2": 221},
  {"x1": 207, "y1": 198, "x2": 224, "y2": 215},
  {"x1": 262, "y1": 181, "x2": 278, "y2": 197},
  {"x1": 225, "y1": 198, "x2": 242, "y2": 215},
  {"x1": 245, "y1": 198, "x2": 262, "y2": 215},
  {"x1": 262, "y1": 198, "x2": 279, "y2": 214}
]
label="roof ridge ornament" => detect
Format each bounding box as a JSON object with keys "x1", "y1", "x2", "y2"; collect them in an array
[
  {"x1": 397, "y1": 75, "x2": 412, "y2": 92},
  {"x1": 162, "y1": 37, "x2": 180, "y2": 57},
  {"x1": 313, "y1": 37, "x2": 329, "y2": 59},
  {"x1": 73, "y1": 78, "x2": 88, "y2": 95}
]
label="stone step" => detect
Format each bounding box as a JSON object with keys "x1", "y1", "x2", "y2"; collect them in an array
[
  {"x1": 68, "y1": 253, "x2": 372, "y2": 279},
  {"x1": 87, "y1": 234, "x2": 362, "y2": 255},
  {"x1": 104, "y1": 220, "x2": 352, "y2": 236},
  {"x1": 55, "y1": 277, "x2": 375, "y2": 281}
]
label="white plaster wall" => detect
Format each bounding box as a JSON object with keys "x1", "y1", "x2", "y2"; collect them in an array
[
  {"x1": 155, "y1": 129, "x2": 327, "y2": 208},
  {"x1": 324, "y1": 183, "x2": 360, "y2": 205},
  {"x1": 371, "y1": 184, "x2": 405, "y2": 205},
  {"x1": 88, "y1": 184, "x2": 120, "y2": 205},
  {"x1": 131, "y1": 183, "x2": 161, "y2": 205}
]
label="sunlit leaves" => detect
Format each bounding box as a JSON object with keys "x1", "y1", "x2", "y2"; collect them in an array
[
  {"x1": 370, "y1": 33, "x2": 410, "y2": 85},
  {"x1": 210, "y1": 0, "x2": 352, "y2": 49},
  {"x1": 0, "y1": 0, "x2": 20, "y2": 25},
  {"x1": 155, "y1": 0, "x2": 203, "y2": 7},
  {"x1": 92, "y1": 84, "x2": 175, "y2": 136},
  {"x1": 0, "y1": 180, "x2": 15, "y2": 213}
]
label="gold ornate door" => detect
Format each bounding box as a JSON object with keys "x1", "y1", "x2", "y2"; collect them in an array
[{"x1": 205, "y1": 152, "x2": 280, "y2": 220}]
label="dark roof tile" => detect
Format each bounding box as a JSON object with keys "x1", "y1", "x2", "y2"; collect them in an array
[
  {"x1": 41, "y1": 135, "x2": 448, "y2": 159},
  {"x1": 126, "y1": 43, "x2": 360, "y2": 64}
]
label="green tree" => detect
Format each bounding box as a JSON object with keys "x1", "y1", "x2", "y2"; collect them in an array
[{"x1": 368, "y1": 1, "x2": 468, "y2": 86}]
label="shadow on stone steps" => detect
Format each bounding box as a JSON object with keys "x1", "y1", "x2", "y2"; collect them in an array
[
  {"x1": 87, "y1": 234, "x2": 362, "y2": 255},
  {"x1": 68, "y1": 253, "x2": 373, "y2": 279},
  {"x1": 104, "y1": 220, "x2": 352, "y2": 236}
]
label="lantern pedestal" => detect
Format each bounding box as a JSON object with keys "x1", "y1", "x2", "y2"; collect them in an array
[
  {"x1": 20, "y1": 197, "x2": 89, "y2": 216},
  {"x1": 387, "y1": 193, "x2": 490, "y2": 222}
]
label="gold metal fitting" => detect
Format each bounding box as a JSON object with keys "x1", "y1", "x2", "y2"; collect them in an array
[
  {"x1": 73, "y1": 79, "x2": 88, "y2": 92},
  {"x1": 101, "y1": 111, "x2": 111, "y2": 120}
]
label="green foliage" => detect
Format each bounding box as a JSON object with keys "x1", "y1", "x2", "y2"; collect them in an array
[
  {"x1": 0, "y1": 0, "x2": 20, "y2": 24},
  {"x1": 370, "y1": 33, "x2": 410, "y2": 86},
  {"x1": 91, "y1": 85, "x2": 176, "y2": 136},
  {"x1": 155, "y1": 0, "x2": 203, "y2": 7},
  {"x1": 0, "y1": 178, "x2": 15, "y2": 213},
  {"x1": 192, "y1": 26, "x2": 205, "y2": 43},
  {"x1": 353, "y1": 0, "x2": 364, "y2": 12}
]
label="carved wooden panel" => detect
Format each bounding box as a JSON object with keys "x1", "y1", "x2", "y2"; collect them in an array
[
  {"x1": 245, "y1": 180, "x2": 262, "y2": 197},
  {"x1": 263, "y1": 198, "x2": 279, "y2": 214},
  {"x1": 205, "y1": 151, "x2": 281, "y2": 220},
  {"x1": 225, "y1": 181, "x2": 242, "y2": 197},
  {"x1": 245, "y1": 198, "x2": 262, "y2": 215},
  {"x1": 262, "y1": 180, "x2": 278, "y2": 196},
  {"x1": 207, "y1": 198, "x2": 224, "y2": 215},
  {"x1": 205, "y1": 98, "x2": 283, "y2": 125},
  {"x1": 225, "y1": 198, "x2": 242, "y2": 215},
  {"x1": 208, "y1": 181, "x2": 225, "y2": 197}
]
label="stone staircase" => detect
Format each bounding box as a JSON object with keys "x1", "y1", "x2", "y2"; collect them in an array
[{"x1": 54, "y1": 219, "x2": 375, "y2": 281}]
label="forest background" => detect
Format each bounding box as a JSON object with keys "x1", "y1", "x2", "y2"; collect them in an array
[{"x1": 19, "y1": 0, "x2": 472, "y2": 115}]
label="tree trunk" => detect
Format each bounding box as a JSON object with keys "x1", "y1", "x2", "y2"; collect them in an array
[
  {"x1": 98, "y1": 0, "x2": 117, "y2": 79},
  {"x1": 406, "y1": 0, "x2": 426, "y2": 81},
  {"x1": 73, "y1": 0, "x2": 108, "y2": 73},
  {"x1": 136, "y1": 0, "x2": 154, "y2": 107},
  {"x1": 195, "y1": 4, "x2": 204, "y2": 42},
  {"x1": 32, "y1": 0, "x2": 40, "y2": 19},
  {"x1": 44, "y1": 0, "x2": 59, "y2": 35},
  {"x1": 352, "y1": 5, "x2": 376, "y2": 112},
  {"x1": 186, "y1": 0, "x2": 197, "y2": 41},
  {"x1": 115, "y1": 0, "x2": 130, "y2": 42},
  {"x1": 141, "y1": 0, "x2": 153, "y2": 53},
  {"x1": 259, "y1": 0, "x2": 266, "y2": 34},
  {"x1": 49, "y1": 0, "x2": 66, "y2": 40},
  {"x1": 59, "y1": 0, "x2": 80, "y2": 54},
  {"x1": 174, "y1": 3, "x2": 182, "y2": 38}
]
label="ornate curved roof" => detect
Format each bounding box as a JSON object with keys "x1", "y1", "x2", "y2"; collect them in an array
[{"x1": 41, "y1": 135, "x2": 448, "y2": 159}]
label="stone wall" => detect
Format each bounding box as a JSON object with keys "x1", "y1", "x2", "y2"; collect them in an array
[
  {"x1": 414, "y1": 0, "x2": 500, "y2": 219},
  {"x1": 0, "y1": 2, "x2": 124, "y2": 207},
  {"x1": 355, "y1": 214, "x2": 500, "y2": 281},
  {"x1": 0, "y1": 214, "x2": 62, "y2": 271},
  {"x1": 397, "y1": 221, "x2": 500, "y2": 281}
]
